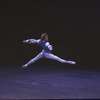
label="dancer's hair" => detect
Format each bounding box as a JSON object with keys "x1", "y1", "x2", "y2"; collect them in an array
[{"x1": 41, "y1": 33, "x2": 48, "y2": 40}]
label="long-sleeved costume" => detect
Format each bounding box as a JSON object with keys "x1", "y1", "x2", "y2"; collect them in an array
[{"x1": 22, "y1": 39, "x2": 76, "y2": 68}]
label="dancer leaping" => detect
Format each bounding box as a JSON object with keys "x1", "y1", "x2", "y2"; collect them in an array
[{"x1": 22, "y1": 33, "x2": 76, "y2": 68}]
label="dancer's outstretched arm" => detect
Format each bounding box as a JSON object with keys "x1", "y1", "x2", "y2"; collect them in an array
[{"x1": 23, "y1": 39, "x2": 40, "y2": 44}]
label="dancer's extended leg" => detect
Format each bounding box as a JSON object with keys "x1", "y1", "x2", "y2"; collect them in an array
[
  {"x1": 44, "y1": 53, "x2": 76, "y2": 64},
  {"x1": 22, "y1": 52, "x2": 44, "y2": 68}
]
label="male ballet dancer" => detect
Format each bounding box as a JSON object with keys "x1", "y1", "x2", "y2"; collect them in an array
[{"x1": 22, "y1": 33, "x2": 76, "y2": 68}]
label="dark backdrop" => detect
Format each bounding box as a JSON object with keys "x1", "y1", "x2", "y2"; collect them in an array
[{"x1": 0, "y1": 0, "x2": 100, "y2": 67}]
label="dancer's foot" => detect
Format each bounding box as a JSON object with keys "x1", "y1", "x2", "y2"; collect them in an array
[
  {"x1": 22, "y1": 64, "x2": 28, "y2": 68},
  {"x1": 67, "y1": 61, "x2": 76, "y2": 64}
]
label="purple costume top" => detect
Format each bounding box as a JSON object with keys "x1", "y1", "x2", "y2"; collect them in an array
[
  {"x1": 38, "y1": 40, "x2": 51, "y2": 53},
  {"x1": 27, "y1": 39, "x2": 52, "y2": 53}
]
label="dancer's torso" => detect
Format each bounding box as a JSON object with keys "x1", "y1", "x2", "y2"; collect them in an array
[{"x1": 39, "y1": 40, "x2": 51, "y2": 53}]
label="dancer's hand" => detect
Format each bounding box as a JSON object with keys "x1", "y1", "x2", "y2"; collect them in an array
[
  {"x1": 22, "y1": 40, "x2": 27, "y2": 43},
  {"x1": 50, "y1": 48, "x2": 53, "y2": 51}
]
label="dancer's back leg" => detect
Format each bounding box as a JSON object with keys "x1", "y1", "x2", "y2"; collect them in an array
[{"x1": 44, "y1": 53, "x2": 76, "y2": 64}]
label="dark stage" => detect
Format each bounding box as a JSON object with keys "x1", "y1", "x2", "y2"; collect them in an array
[
  {"x1": 0, "y1": 0, "x2": 100, "y2": 99},
  {"x1": 0, "y1": 63, "x2": 100, "y2": 99}
]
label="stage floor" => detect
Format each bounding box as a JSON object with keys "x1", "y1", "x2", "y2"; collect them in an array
[{"x1": 0, "y1": 63, "x2": 100, "y2": 99}]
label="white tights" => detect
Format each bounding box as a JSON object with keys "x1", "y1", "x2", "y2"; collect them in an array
[{"x1": 26, "y1": 50, "x2": 68, "y2": 66}]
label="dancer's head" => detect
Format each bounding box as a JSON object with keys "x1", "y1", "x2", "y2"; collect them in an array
[{"x1": 41, "y1": 33, "x2": 48, "y2": 41}]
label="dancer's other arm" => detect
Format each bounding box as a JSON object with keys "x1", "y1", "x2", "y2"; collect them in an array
[
  {"x1": 22, "y1": 39, "x2": 40, "y2": 44},
  {"x1": 45, "y1": 42, "x2": 53, "y2": 51}
]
